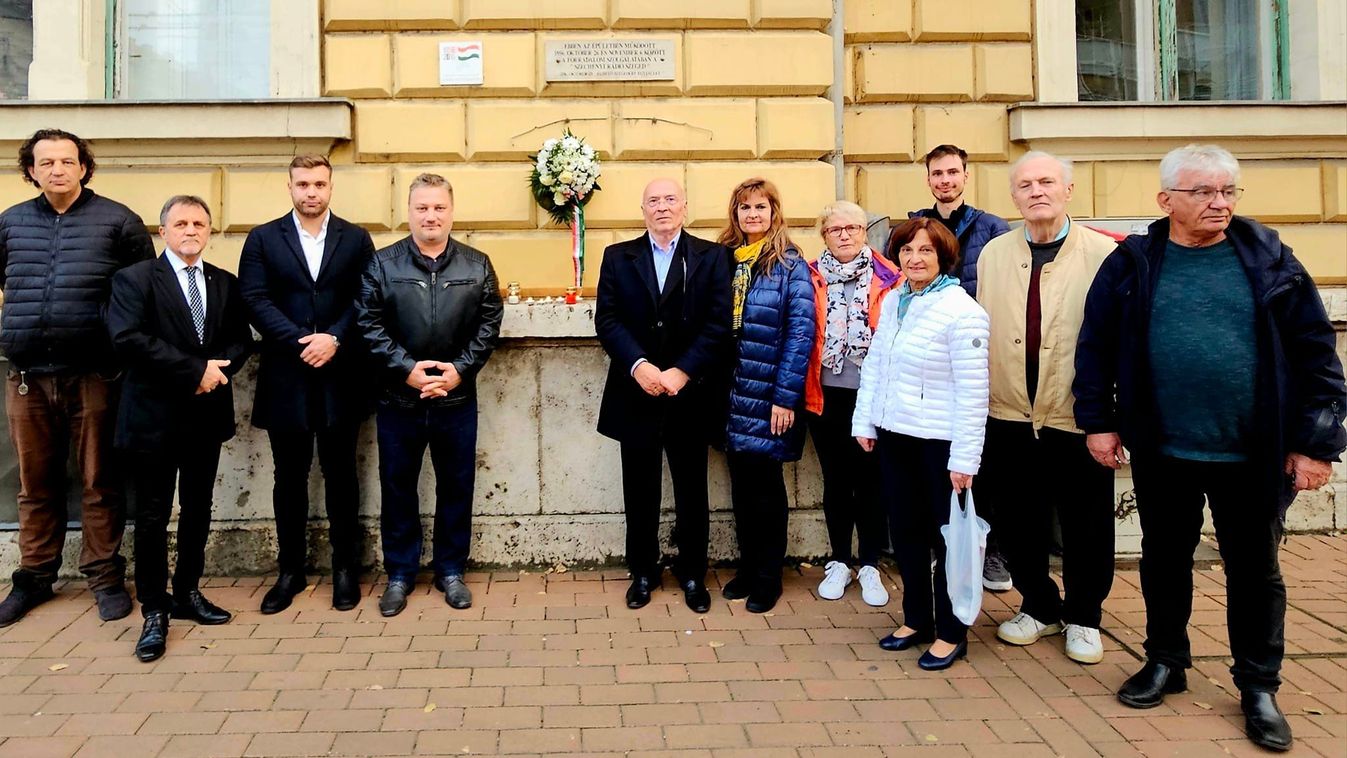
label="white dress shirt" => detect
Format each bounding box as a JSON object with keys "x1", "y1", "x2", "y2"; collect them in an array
[
  {"x1": 164, "y1": 249, "x2": 206, "y2": 312},
  {"x1": 292, "y1": 209, "x2": 330, "y2": 279}
]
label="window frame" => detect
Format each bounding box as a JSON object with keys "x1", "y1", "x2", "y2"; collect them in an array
[{"x1": 1040, "y1": 0, "x2": 1330, "y2": 102}]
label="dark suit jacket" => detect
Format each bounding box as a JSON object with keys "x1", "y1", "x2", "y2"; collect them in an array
[
  {"x1": 107, "y1": 255, "x2": 255, "y2": 452},
  {"x1": 237, "y1": 212, "x2": 376, "y2": 431},
  {"x1": 594, "y1": 231, "x2": 732, "y2": 443}
]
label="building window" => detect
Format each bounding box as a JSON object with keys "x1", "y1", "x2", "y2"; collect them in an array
[
  {"x1": 0, "y1": 0, "x2": 33, "y2": 100},
  {"x1": 114, "y1": 0, "x2": 271, "y2": 99},
  {"x1": 1076, "y1": 0, "x2": 1288, "y2": 101}
]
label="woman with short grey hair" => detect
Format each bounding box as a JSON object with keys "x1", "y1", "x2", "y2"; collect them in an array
[{"x1": 804, "y1": 201, "x2": 902, "y2": 606}]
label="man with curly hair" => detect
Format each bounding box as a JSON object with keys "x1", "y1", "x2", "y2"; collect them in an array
[{"x1": 0, "y1": 129, "x2": 155, "y2": 627}]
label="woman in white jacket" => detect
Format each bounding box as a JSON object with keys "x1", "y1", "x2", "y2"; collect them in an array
[{"x1": 853, "y1": 217, "x2": 990, "y2": 671}]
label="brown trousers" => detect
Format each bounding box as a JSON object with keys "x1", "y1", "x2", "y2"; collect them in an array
[{"x1": 6, "y1": 372, "x2": 125, "y2": 590}]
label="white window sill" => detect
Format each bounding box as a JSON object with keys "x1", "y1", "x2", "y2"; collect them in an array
[
  {"x1": 0, "y1": 99, "x2": 352, "y2": 164},
  {"x1": 1009, "y1": 101, "x2": 1347, "y2": 158}
]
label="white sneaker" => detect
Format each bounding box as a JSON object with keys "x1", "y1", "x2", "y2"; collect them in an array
[
  {"x1": 996, "y1": 612, "x2": 1063, "y2": 646},
  {"x1": 857, "y1": 565, "x2": 889, "y2": 607},
  {"x1": 817, "y1": 561, "x2": 852, "y2": 600},
  {"x1": 1064, "y1": 624, "x2": 1104, "y2": 664}
]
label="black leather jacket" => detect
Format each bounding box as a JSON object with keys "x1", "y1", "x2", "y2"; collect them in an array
[{"x1": 356, "y1": 235, "x2": 503, "y2": 407}]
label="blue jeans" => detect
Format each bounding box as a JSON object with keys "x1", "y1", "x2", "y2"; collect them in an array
[{"x1": 376, "y1": 400, "x2": 477, "y2": 582}]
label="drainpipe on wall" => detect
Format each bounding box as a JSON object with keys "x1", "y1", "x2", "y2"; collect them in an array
[{"x1": 828, "y1": 0, "x2": 846, "y2": 199}]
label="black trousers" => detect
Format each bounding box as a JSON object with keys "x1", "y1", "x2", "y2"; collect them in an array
[
  {"x1": 806, "y1": 386, "x2": 885, "y2": 567},
  {"x1": 1133, "y1": 454, "x2": 1286, "y2": 692},
  {"x1": 130, "y1": 444, "x2": 221, "y2": 616},
  {"x1": 877, "y1": 431, "x2": 966, "y2": 643},
  {"x1": 620, "y1": 421, "x2": 709, "y2": 582},
  {"x1": 978, "y1": 419, "x2": 1115, "y2": 627},
  {"x1": 268, "y1": 423, "x2": 363, "y2": 573},
  {"x1": 726, "y1": 451, "x2": 788, "y2": 586}
]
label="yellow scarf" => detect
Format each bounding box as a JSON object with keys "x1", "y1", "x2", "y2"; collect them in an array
[{"x1": 732, "y1": 240, "x2": 765, "y2": 333}]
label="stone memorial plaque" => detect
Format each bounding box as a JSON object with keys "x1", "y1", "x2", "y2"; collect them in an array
[{"x1": 544, "y1": 39, "x2": 676, "y2": 82}]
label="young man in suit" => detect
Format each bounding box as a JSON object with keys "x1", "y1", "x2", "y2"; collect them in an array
[
  {"x1": 238, "y1": 155, "x2": 377, "y2": 614},
  {"x1": 106, "y1": 195, "x2": 255, "y2": 662},
  {"x1": 594, "y1": 178, "x2": 733, "y2": 613}
]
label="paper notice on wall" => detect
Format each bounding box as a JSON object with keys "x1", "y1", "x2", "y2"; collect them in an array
[{"x1": 439, "y1": 41, "x2": 484, "y2": 86}]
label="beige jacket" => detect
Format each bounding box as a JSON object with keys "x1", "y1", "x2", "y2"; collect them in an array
[{"x1": 975, "y1": 221, "x2": 1117, "y2": 434}]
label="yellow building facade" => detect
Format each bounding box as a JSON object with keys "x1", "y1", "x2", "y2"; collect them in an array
[
  {"x1": 0, "y1": 0, "x2": 1344, "y2": 567},
  {"x1": 1, "y1": 0, "x2": 1344, "y2": 289}
]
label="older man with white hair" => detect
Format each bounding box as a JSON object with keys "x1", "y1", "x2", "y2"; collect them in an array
[
  {"x1": 595, "y1": 178, "x2": 732, "y2": 614},
  {"x1": 975, "y1": 151, "x2": 1120, "y2": 666},
  {"x1": 1074, "y1": 144, "x2": 1346, "y2": 752}
]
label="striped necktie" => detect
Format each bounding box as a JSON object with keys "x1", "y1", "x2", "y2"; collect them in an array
[{"x1": 185, "y1": 264, "x2": 205, "y2": 343}]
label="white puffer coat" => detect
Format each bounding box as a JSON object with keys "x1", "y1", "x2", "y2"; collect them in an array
[{"x1": 851, "y1": 282, "x2": 990, "y2": 474}]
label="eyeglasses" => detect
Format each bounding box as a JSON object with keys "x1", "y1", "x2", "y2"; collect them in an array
[
  {"x1": 643, "y1": 195, "x2": 682, "y2": 209},
  {"x1": 1166, "y1": 186, "x2": 1244, "y2": 203},
  {"x1": 823, "y1": 224, "x2": 864, "y2": 238}
]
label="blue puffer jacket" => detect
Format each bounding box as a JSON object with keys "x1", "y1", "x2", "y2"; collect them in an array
[
  {"x1": 908, "y1": 204, "x2": 1011, "y2": 297},
  {"x1": 725, "y1": 248, "x2": 817, "y2": 461}
]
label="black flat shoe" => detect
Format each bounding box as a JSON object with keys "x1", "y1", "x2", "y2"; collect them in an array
[
  {"x1": 721, "y1": 574, "x2": 754, "y2": 601},
  {"x1": 135, "y1": 611, "x2": 169, "y2": 662},
  {"x1": 94, "y1": 586, "x2": 133, "y2": 622},
  {"x1": 746, "y1": 583, "x2": 782, "y2": 614},
  {"x1": 1117, "y1": 660, "x2": 1187, "y2": 709},
  {"x1": 879, "y1": 629, "x2": 934, "y2": 651},
  {"x1": 171, "y1": 590, "x2": 232, "y2": 625},
  {"x1": 0, "y1": 583, "x2": 54, "y2": 628},
  {"x1": 441, "y1": 575, "x2": 472, "y2": 609},
  {"x1": 1241, "y1": 690, "x2": 1293, "y2": 752},
  {"x1": 917, "y1": 640, "x2": 967, "y2": 671},
  {"x1": 680, "y1": 579, "x2": 711, "y2": 614},
  {"x1": 260, "y1": 572, "x2": 307, "y2": 614},
  {"x1": 626, "y1": 576, "x2": 657, "y2": 609},
  {"x1": 332, "y1": 568, "x2": 360, "y2": 611},
  {"x1": 379, "y1": 580, "x2": 412, "y2": 617}
]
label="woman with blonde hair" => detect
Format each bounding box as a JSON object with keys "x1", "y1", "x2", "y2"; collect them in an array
[
  {"x1": 804, "y1": 201, "x2": 902, "y2": 606},
  {"x1": 718, "y1": 178, "x2": 816, "y2": 613}
]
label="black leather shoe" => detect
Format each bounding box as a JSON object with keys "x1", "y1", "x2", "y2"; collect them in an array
[
  {"x1": 332, "y1": 568, "x2": 360, "y2": 611},
  {"x1": 1242, "y1": 690, "x2": 1293, "y2": 752},
  {"x1": 94, "y1": 586, "x2": 133, "y2": 621},
  {"x1": 917, "y1": 640, "x2": 968, "y2": 671},
  {"x1": 0, "y1": 583, "x2": 54, "y2": 628},
  {"x1": 260, "y1": 572, "x2": 307, "y2": 615},
  {"x1": 879, "y1": 629, "x2": 934, "y2": 651},
  {"x1": 721, "y1": 574, "x2": 754, "y2": 601},
  {"x1": 379, "y1": 579, "x2": 411, "y2": 617},
  {"x1": 746, "y1": 582, "x2": 782, "y2": 614},
  {"x1": 135, "y1": 611, "x2": 169, "y2": 662},
  {"x1": 680, "y1": 579, "x2": 711, "y2": 613},
  {"x1": 171, "y1": 590, "x2": 232, "y2": 625},
  {"x1": 1117, "y1": 661, "x2": 1187, "y2": 709},
  {"x1": 441, "y1": 575, "x2": 472, "y2": 609},
  {"x1": 626, "y1": 576, "x2": 657, "y2": 609}
]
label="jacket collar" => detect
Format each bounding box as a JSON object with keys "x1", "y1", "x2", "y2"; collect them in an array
[
  {"x1": 35, "y1": 187, "x2": 96, "y2": 215},
  {"x1": 1124, "y1": 215, "x2": 1299, "y2": 301}
]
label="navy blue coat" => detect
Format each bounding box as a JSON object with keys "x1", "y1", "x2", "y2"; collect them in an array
[
  {"x1": 1074, "y1": 216, "x2": 1346, "y2": 517},
  {"x1": 725, "y1": 248, "x2": 817, "y2": 462},
  {"x1": 909, "y1": 204, "x2": 1010, "y2": 297}
]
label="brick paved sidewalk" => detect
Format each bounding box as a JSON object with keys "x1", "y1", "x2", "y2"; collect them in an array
[{"x1": 0, "y1": 534, "x2": 1343, "y2": 758}]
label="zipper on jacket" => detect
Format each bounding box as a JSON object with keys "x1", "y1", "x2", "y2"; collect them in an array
[{"x1": 430, "y1": 270, "x2": 437, "y2": 323}]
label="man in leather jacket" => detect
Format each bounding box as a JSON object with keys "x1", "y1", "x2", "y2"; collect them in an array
[{"x1": 356, "y1": 173, "x2": 503, "y2": 617}]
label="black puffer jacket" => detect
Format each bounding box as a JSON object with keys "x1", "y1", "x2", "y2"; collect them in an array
[
  {"x1": 0, "y1": 189, "x2": 156, "y2": 373},
  {"x1": 356, "y1": 235, "x2": 503, "y2": 407}
]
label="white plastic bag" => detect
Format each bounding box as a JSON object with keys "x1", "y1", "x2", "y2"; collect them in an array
[{"x1": 940, "y1": 487, "x2": 991, "y2": 626}]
